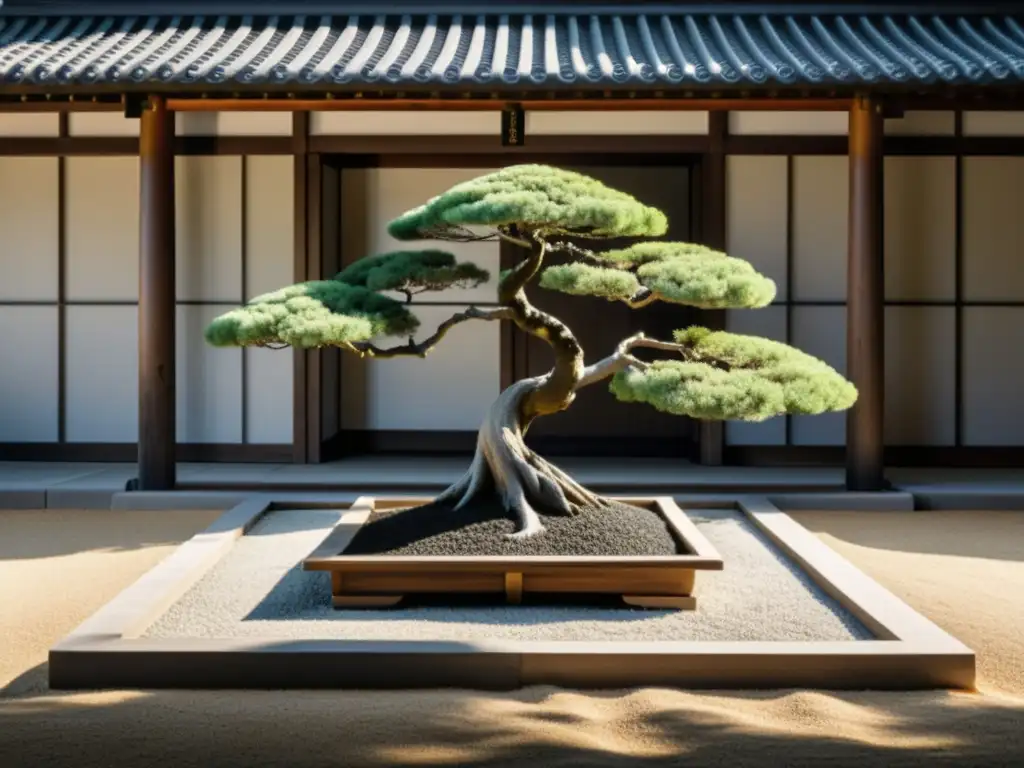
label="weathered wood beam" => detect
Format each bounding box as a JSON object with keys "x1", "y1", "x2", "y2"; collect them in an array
[
  {"x1": 166, "y1": 98, "x2": 854, "y2": 113},
  {"x1": 846, "y1": 96, "x2": 885, "y2": 491},
  {"x1": 699, "y1": 111, "x2": 727, "y2": 466},
  {"x1": 137, "y1": 95, "x2": 177, "y2": 490}
]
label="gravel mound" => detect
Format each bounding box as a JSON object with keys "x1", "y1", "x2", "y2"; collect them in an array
[{"x1": 342, "y1": 497, "x2": 680, "y2": 557}]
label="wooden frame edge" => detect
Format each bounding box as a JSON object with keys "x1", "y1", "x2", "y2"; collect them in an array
[
  {"x1": 302, "y1": 495, "x2": 724, "y2": 570},
  {"x1": 736, "y1": 497, "x2": 974, "y2": 654},
  {"x1": 51, "y1": 497, "x2": 274, "y2": 644},
  {"x1": 48, "y1": 494, "x2": 976, "y2": 692}
]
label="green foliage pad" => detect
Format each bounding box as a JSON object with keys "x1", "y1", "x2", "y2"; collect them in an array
[
  {"x1": 336, "y1": 249, "x2": 489, "y2": 294},
  {"x1": 540, "y1": 242, "x2": 777, "y2": 310},
  {"x1": 610, "y1": 328, "x2": 858, "y2": 421},
  {"x1": 388, "y1": 164, "x2": 668, "y2": 240},
  {"x1": 204, "y1": 281, "x2": 418, "y2": 349}
]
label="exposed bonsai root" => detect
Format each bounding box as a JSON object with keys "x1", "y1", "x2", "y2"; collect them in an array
[{"x1": 436, "y1": 378, "x2": 614, "y2": 538}]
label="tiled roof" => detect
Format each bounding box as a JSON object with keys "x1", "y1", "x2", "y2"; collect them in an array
[{"x1": 0, "y1": 12, "x2": 1023, "y2": 89}]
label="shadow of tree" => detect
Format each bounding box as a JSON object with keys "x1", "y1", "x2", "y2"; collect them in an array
[{"x1": 1, "y1": 684, "x2": 1022, "y2": 768}]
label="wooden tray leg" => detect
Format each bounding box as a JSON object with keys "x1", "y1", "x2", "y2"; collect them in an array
[
  {"x1": 330, "y1": 573, "x2": 403, "y2": 609},
  {"x1": 622, "y1": 595, "x2": 697, "y2": 610},
  {"x1": 505, "y1": 572, "x2": 523, "y2": 605}
]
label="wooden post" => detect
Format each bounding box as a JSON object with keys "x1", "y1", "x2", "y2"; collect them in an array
[
  {"x1": 699, "y1": 111, "x2": 727, "y2": 466},
  {"x1": 846, "y1": 96, "x2": 885, "y2": 491},
  {"x1": 137, "y1": 95, "x2": 176, "y2": 490}
]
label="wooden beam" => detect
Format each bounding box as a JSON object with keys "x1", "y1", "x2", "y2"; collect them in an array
[
  {"x1": 292, "y1": 112, "x2": 309, "y2": 463},
  {"x1": 846, "y1": 96, "x2": 886, "y2": 491},
  {"x1": 137, "y1": 95, "x2": 177, "y2": 490},
  {"x1": 166, "y1": 98, "x2": 854, "y2": 113},
  {"x1": 699, "y1": 111, "x2": 727, "y2": 466}
]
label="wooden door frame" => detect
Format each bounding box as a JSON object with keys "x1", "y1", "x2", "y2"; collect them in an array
[
  {"x1": 311, "y1": 145, "x2": 717, "y2": 462},
  {"x1": 501, "y1": 155, "x2": 704, "y2": 459}
]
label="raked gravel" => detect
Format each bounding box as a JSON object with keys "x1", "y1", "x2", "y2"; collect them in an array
[{"x1": 144, "y1": 508, "x2": 872, "y2": 642}]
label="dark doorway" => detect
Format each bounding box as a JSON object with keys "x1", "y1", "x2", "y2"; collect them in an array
[{"x1": 505, "y1": 162, "x2": 699, "y2": 458}]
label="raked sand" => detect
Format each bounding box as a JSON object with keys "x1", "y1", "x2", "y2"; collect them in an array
[
  {"x1": 2, "y1": 507, "x2": 1023, "y2": 767},
  {"x1": 144, "y1": 508, "x2": 869, "y2": 642}
]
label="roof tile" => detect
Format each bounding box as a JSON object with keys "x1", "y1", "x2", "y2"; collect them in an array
[{"x1": 0, "y1": 12, "x2": 1022, "y2": 88}]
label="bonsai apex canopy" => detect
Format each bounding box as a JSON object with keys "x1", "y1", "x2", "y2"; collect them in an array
[{"x1": 1, "y1": 2, "x2": 1023, "y2": 101}]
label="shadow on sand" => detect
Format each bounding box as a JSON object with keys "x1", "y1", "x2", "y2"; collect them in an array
[{"x1": 1, "y1": 678, "x2": 1022, "y2": 767}]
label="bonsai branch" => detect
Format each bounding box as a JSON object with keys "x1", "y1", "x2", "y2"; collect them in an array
[
  {"x1": 626, "y1": 287, "x2": 656, "y2": 308},
  {"x1": 576, "y1": 332, "x2": 745, "y2": 389},
  {"x1": 344, "y1": 306, "x2": 514, "y2": 359},
  {"x1": 576, "y1": 333, "x2": 692, "y2": 389}
]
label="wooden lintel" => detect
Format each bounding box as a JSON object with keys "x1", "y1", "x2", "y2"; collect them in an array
[{"x1": 166, "y1": 98, "x2": 854, "y2": 113}]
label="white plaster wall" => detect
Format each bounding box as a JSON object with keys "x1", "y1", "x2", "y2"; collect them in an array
[
  {"x1": 962, "y1": 111, "x2": 1024, "y2": 136},
  {"x1": 65, "y1": 156, "x2": 140, "y2": 301},
  {"x1": 244, "y1": 155, "x2": 295, "y2": 443},
  {"x1": 729, "y1": 110, "x2": 954, "y2": 136},
  {"x1": 61, "y1": 154, "x2": 294, "y2": 444},
  {"x1": 312, "y1": 111, "x2": 499, "y2": 136},
  {"x1": 730, "y1": 111, "x2": 847, "y2": 135},
  {"x1": 0, "y1": 307, "x2": 59, "y2": 442},
  {"x1": 176, "y1": 156, "x2": 243, "y2": 303},
  {"x1": 884, "y1": 111, "x2": 955, "y2": 136},
  {"x1": 176, "y1": 112, "x2": 292, "y2": 136},
  {"x1": 790, "y1": 306, "x2": 847, "y2": 446},
  {"x1": 961, "y1": 157, "x2": 1024, "y2": 445},
  {"x1": 359, "y1": 168, "x2": 500, "y2": 304},
  {"x1": 0, "y1": 158, "x2": 59, "y2": 301},
  {"x1": 962, "y1": 157, "x2": 1024, "y2": 302},
  {"x1": 245, "y1": 156, "x2": 294, "y2": 299},
  {"x1": 884, "y1": 157, "x2": 956, "y2": 301},
  {"x1": 526, "y1": 111, "x2": 708, "y2": 134},
  {"x1": 65, "y1": 305, "x2": 138, "y2": 443},
  {"x1": 343, "y1": 305, "x2": 500, "y2": 431},
  {"x1": 68, "y1": 112, "x2": 140, "y2": 137},
  {"x1": 66, "y1": 111, "x2": 293, "y2": 137},
  {"x1": 963, "y1": 308, "x2": 1024, "y2": 446},
  {"x1": 723, "y1": 155, "x2": 788, "y2": 447},
  {"x1": 791, "y1": 155, "x2": 848, "y2": 302},
  {"x1": 0, "y1": 113, "x2": 59, "y2": 136},
  {"x1": 313, "y1": 110, "x2": 709, "y2": 136},
  {"x1": 339, "y1": 167, "x2": 502, "y2": 431},
  {"x1": 725, "y1": 155, "x2": 788, "y2": 300},
  {"x1": 246, "y1": 347, "x2": 294, "y2": 443},
  {"x1": 177, "y1": 304, "x2": 243, "y2": 443},
  {"x1": 885, "y1": 307, "x2": 955, "y2": 446}
]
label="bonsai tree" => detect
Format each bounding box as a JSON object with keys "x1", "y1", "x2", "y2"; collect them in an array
[{"x1": 206, "y1": 165, "x2": 856, "y2": 539}]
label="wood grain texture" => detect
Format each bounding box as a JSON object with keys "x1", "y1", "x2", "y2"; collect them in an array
[{"x1": 309, "y1": 497, "x2": 721, "y2": 609}]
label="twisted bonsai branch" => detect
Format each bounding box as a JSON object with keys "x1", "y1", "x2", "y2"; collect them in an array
[{"x1": 344, "y1": 306, "x2": 514, "y2": 359}]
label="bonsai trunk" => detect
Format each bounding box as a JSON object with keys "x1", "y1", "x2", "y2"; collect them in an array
[
  {"x1": 435, "y1": 238, "x2": 613, "y2": 538},
  {"x1": 435, "y1": 377, "x2": 614, "y2": 538}
]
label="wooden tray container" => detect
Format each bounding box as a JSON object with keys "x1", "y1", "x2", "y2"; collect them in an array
[{"x1": 303, "y1": 496, "x2": 723, "y2": 610}]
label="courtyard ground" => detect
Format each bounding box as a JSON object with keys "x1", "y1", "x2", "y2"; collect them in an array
[{"x1": 1, "y1": 507, "x2": 1022, "y2": 767}]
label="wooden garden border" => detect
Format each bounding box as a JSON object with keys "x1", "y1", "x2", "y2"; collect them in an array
[{"x1": 48, "y1": 495, "x2": 975, "y2": 691}]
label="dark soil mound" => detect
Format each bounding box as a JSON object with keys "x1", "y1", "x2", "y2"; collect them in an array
[{"x1": 343, "y1": 496, "x2": 680, "y2": 557}]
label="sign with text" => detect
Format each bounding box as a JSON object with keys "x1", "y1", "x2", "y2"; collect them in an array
[{"x1": 501, "y1": 105, "x2": 525, "y2": 146}]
